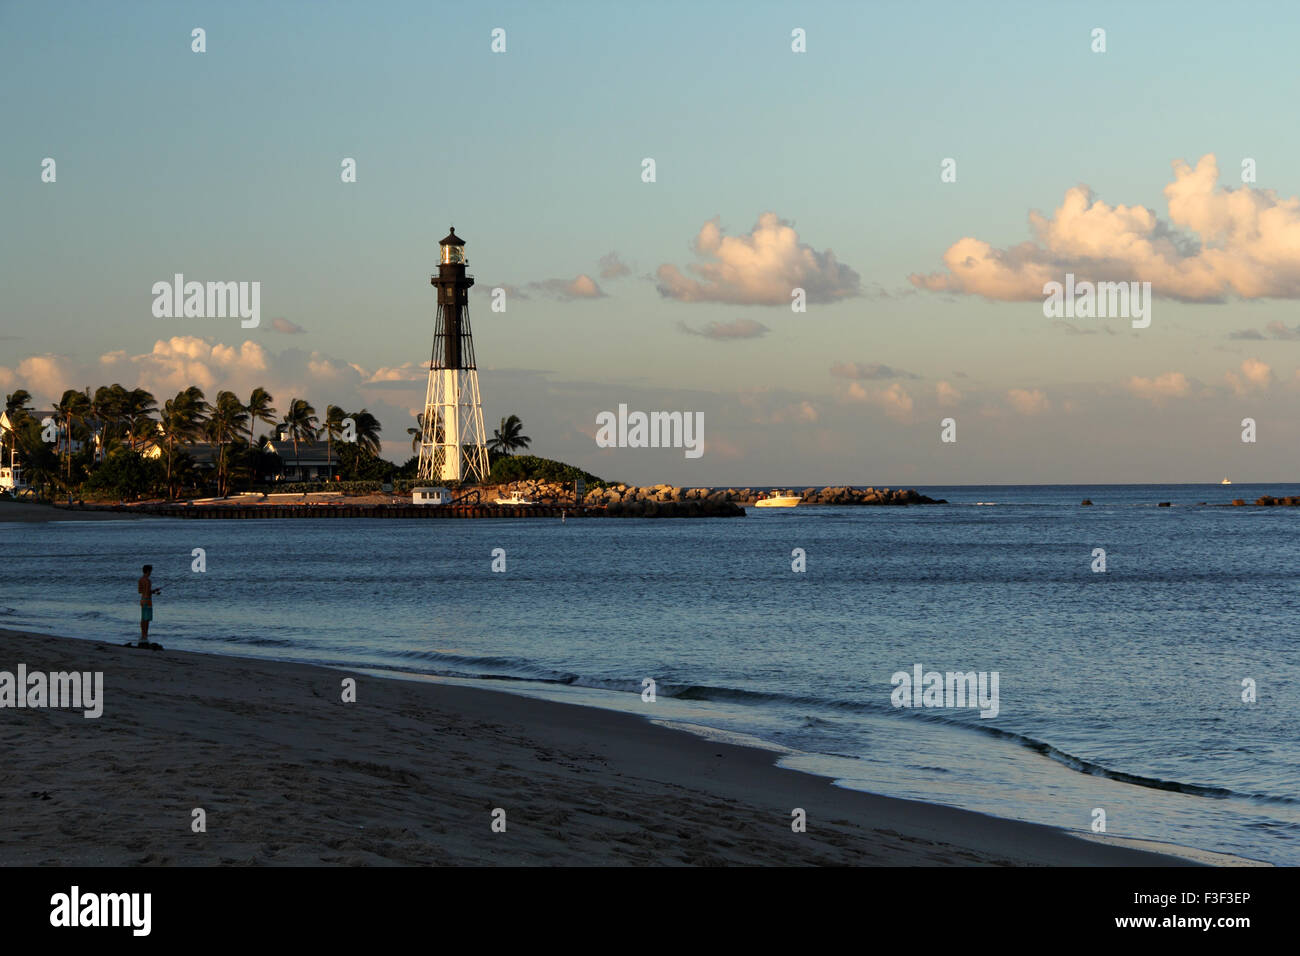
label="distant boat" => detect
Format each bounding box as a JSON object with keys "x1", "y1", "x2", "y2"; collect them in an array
[
  {"x1": 754, "y1": 494, "x2": 801, "y2": 508},
  {"x1": 1221, "y1": 478, "x2": 1232, "y2": 485},
  {"x1": 494, "y1": 494, "x2": 534, "y2": 505}
]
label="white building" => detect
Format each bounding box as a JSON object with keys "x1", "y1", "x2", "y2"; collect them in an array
[
  {"x1": 0, "y1": 409, "x2": 101, "y2": 490},
  {"x1": 412, "y1": 486, "x2": 452, "y2": 505}
]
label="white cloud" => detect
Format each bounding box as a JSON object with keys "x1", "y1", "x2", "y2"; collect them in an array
[
  {"x1": 912, "y1": 155, "x2": 1300, "y2": 302},
  {"x1": 0, "y1": 354, "x2": 77, "y2": 404},
  {"x1": 846, "y1": 381, "x2": 913, "y2": 420},
  {"x1": 1006, "y1": 388, "x2": 1049, "y2": 415},
  {"x1": 657, "y1": 213, "x2": 860, "y2": 305},
  {"x1": 1127, "y1": 371, "x2": 1191, "y2": 403},
  {"x1": 529, "y1": 274, "x2": 606, "y2": 299},
  {"x1": 1225, "y1": 358, "x2": 1272, "y2": 396}
]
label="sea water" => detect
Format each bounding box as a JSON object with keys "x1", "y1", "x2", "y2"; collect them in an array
[{"x1": 3, "y1": 483, "x2": 1298, "y2": 864}]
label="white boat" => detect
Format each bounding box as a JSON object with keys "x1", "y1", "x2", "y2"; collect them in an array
[
  {"x1": 1221, "y1": 478, "x2": 1232, "y2": 485},
  {"x1": 494, "y1": 494, "x2": 535, "y2": 505},
  {"x1": 754, "y1": 495, "x2": 801, "y2": 508}
]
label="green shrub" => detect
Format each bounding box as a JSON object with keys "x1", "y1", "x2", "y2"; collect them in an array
[
  {"x1": 83, "y1": 449, "x2": 165, "y2": 499},
  {"x1": 488, "y1": 455, "x2": 606, "y2": 486}
]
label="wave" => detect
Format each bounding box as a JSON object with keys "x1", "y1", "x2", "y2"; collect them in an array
[
  {"x1": 383, "y1": 654, "x2": 1299, "y2": 808},
  {"x1": 904, "y1": 710, "x2": 1300, "y2": 807}
]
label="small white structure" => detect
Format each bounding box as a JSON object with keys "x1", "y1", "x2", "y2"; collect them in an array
[
  {"x1": 412, "y1": 486, "x2": 452, "y2": 506},
  {"x1": 0, "y1": 465, "x2": 26, "y2": 491}
]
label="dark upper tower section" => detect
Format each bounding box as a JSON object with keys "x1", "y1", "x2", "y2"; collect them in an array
[{"x1": 431, "y1": 226, "x2": 476, "y2": 370}]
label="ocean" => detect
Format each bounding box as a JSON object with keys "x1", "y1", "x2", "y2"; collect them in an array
[{"x1": 4, "y1": 483, "x2": 1298, "y2": 864}]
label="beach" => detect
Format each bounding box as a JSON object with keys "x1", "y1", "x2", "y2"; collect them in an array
[
  {"x1": 0, "y1": 501, "x2": 143, "y2": 523},
  {"x1": 0, "y1": 628, "x2": 1197, "y2": 866}
]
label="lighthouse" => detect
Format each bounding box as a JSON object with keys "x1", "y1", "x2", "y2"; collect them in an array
[{"x1": 416, "y1": 227, "x2": 490, "y2": 486}]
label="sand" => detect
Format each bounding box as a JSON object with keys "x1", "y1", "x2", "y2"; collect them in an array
[
  {"x1": 0, "y1": 628, "x2": 1202, "y2": 866},
  {"x1": 0, "y1": 501, "x2": 143, "y2": 522}
]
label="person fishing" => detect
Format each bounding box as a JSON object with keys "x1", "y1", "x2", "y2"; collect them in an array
[{"x1": 137, "y1": 564, "x2": 161, "y2": 645}]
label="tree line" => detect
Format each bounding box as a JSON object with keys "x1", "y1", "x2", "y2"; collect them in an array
[
  {"x1": 3, "y1": 384, "x2": 536, "y2": 501},
  {"x1": 2, "y1": 384, "x2": 383, "y2": 500}
]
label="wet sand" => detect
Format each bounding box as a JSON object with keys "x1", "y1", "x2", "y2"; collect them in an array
[{"x1": 0, "y1": 628, "x2": 1209, "y2": 866}]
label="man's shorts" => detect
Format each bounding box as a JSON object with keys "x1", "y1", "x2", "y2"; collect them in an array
[{"x1": 141, "y1": 605, "x2": 153, "y2": 622}]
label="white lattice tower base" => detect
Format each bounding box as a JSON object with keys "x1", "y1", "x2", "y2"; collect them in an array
[{"x1": 417, "y1": 366, "x2": 489, "y2": 485}]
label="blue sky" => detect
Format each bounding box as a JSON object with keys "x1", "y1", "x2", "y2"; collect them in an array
[{"x1": 4, "y1": 0, "x2": 1300, "y2": 484}]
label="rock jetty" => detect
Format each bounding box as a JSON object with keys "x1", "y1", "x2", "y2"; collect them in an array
[{"x1": 489, "y1": 481, "x2": 945, "y2": 510}]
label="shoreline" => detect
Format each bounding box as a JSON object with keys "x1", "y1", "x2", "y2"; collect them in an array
[{"x1": 0, "y1": 627, "x2": 1215, "y2": 866}]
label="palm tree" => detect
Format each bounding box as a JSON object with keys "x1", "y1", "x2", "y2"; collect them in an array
[
  {"x1": 4, "y1": 389, "x2": 32, "y2": 420},
  {"x1": 324, "y1": 405, "x2": 346, "y2": 480},
  {"x1": 54, "y1": 388, "x2": 91, "y2": 484},
  {"x1": 91, "y1": 385, "x2": 121, "y2": 448},
  {"x1": 280, "y1": 398, "x2": 319, "y2": 482},
  {"x1": 3, "y1": 389, "x2": 32, "y2": 470},
  {"x1": 123, "y1": 388, "x2": 158, "y2": 452},
  {"x1": 13, "y1": 417, "x2": 58, "y2": 495},
  {"x1": 209, "y1": 391, "x2": 250, "y2": 496},
  {"x1": 245, "y1": 387, "x2": 277, "y2": 445},
  {"x1": 409, "y1": 413, "x2": 446, "y2": 454},
  {"x1": 347, "y1": 408, "x2": 382, "y2": 456},
  {"x1": 488, "y1": 414, "x2": 530, "y2": 456},
  {"x1": 160, "y1": 387, "x2": 209, "y2": 497},
  {"x1": 407, "y1": 413, "x2": 425, "y2": 454}
]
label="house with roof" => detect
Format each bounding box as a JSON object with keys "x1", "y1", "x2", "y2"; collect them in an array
[
  {"x1": 0, "y1": 409, "x2": 104, "y2": 490},
  {"x1": 264, "y1": 438, "x2": 339, "y2": 482}
]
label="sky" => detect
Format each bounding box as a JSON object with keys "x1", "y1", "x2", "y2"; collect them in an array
[{"x1": 3, "y1": 0, "x2": 1300, "y2": 485}]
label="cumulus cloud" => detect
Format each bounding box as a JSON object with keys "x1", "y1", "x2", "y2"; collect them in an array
[
  {"x1": 271, "y1": 317, "x2": 306, "y2": 334},
  {"x1": 1127, "y1": 371, "x2": 1192, "y2": 403},
  {"x1": 92, "y1": 337, "x2": 272, "y2": 395},
  {"x1": 598, "y1": 252, "x2": 631, "y2": 279},
  {"x1": 529, "y1": 274, "x2": 606, "y2": 299},
  {"x1": 1006, "y1": 388, "x2": 1049, "y2": 415},
  {"x1": 365, "y1": 362, "x2": 426, "y2": 388},
  {"x1": 7, "y1": 335, "x2": 395, "y2": 416},
  {"x1": 830, "y1": 362, "x2": 919, "y2": 380},
  {"x1": 1225, "y1": 358, "x2": 1273, "y2": 396},
  {"x1": 656, "y1": 213, "x2": 861, "y2": 305},
  {"x1": 485, "y1": 276, "x2": 605, "y2": 301},
  {"x1": 734, "y1": 387, "x2": 820, "y2": 425},
  {"x1": 936, "y1": 381, "x2": 962, "y2": 406},
  {"x1": 0, "y1": 354, "x2": 78, "y2": 404},
  {"x1": 846, "y1": 381, "x2": 913, "y2": 420},
  {"x1": 676, "y1": 318, "x2": 770, "y2": 340},
  {"x1": 911, "y1": 155, "x2": 1300, "y2": 303}
]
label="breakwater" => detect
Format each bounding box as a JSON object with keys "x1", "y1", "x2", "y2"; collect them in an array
[{"x1": 57, "y1": 501, "x2": 747, "y2": 520}]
